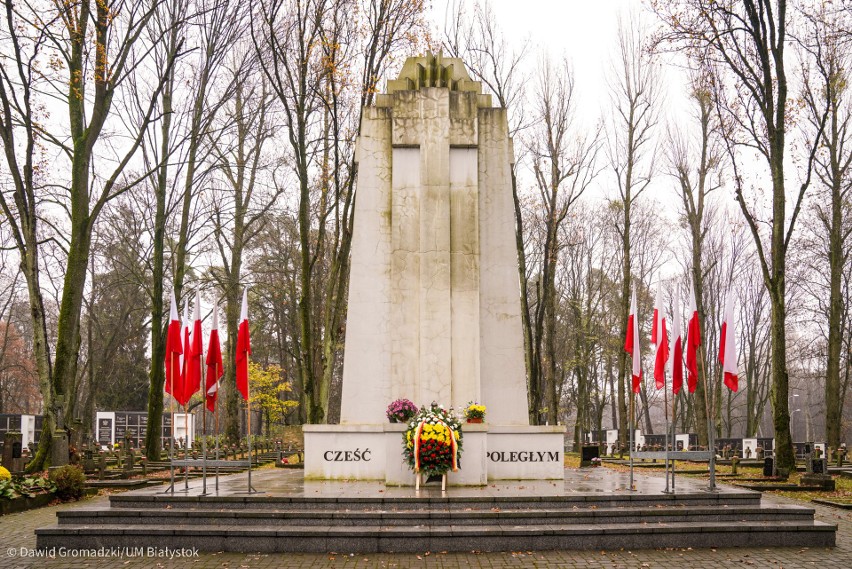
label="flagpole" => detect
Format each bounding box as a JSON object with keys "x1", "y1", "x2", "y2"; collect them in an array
[
  {"x1": 699, "y1": 344, "x2": 716, "y2": 491},
  {"x1": 629, "y1": 386, "x2": 635, "y2": 491},
  {"x1": 671, "y1": 388, "x2": 677, "y2": 491},
  {"x1": 201, "y1": 353, "x2": 208, "y2": 496},
  {"x1": 183, "y1": 403, "x2": 189, "y2": 491},
  {"x1": 215, "y1": 400, "x2": 220, "y2": 493},
  {"x1": 247, "y1": 377, "x2": 256, "y2": 493},
  {"x1": 168, "y1": 354, "x2": 176, "y2": 495},
  {"x1": 664, "y1": 372, "x2": 670, "y2": 493}
]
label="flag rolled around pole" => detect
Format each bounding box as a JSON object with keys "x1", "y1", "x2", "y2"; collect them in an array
[
  {"x1": 625, "y1": 288, "x2": 642, "y2": 394},
  {"x1": 206, "y1": 304, "x2": 223, "y2": 412},
  {"x1": 164, "y1": 289, "x2": 183, "y2": 400},
  {"x1": 686, "y1": 286, "x2": 701, "y2": 393},
  {"x1": 236, "y1": 288, "x2": 251, "y2": 401},
  {"x1": 653, "y1": 282, "x2": 669, "y2": 390},
  {"x1": 176, "y1": 302, "x2": 192, "y2": 406},
  {"x1": 719, "y1": 291, "x2": 739, "y2": 392},
  {"x1": 670, "y1": 292, "x2": 683, "y2": 395},
  {"x1": 186, "y1": 291, "x2": 203, "y2": 401}
]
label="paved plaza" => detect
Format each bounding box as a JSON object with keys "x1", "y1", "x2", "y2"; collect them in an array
[{"x1": 2, "y1": 467, "x2": 850, "y2": 568}]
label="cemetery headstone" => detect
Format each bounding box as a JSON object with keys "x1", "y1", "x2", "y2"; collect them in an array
[
  {"x1": 580, "y1": 445, "x2": 600, "y2": 467},
  {"x1": 51, "y1": 428, "x2": 69, "y2": 467},
  {"x1": 124, "y1": 448, "x2": 134, "y2": 473},
  {"x1": 2, "y1": 431, "x2": 23, "y2": 472},
  {"x1": 82, "y1": 445, "x2": 95, "y2": 472}
]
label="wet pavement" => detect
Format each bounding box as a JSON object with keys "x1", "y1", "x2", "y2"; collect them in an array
[{"x1": 129, "y1": 465, "x2": 738, "y2": 499}]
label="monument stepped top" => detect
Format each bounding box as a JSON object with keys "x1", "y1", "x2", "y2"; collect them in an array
[{"x1": 379, "y1": 52, "x2": 493, "y2": 108}]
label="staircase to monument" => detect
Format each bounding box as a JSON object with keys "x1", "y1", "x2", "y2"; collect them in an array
[{"x1": 36, "y1": 487, "x2": 836, "y2": 552}]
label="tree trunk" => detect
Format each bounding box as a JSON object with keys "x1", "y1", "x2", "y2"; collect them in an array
[
  {"x1": 145, "y1": 27, "x2": 176, "y2": 459},
  {"x1": 617, "y1": 203, "x2": 631, "y2": 445},
  {"x1": 825, "y1": 171, "x2": 844, "y2": 449}
]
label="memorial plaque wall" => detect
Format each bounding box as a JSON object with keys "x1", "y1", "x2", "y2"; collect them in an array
[
  {"x1": 97, "y1": 417, "x2": 113, "y2": 446},
  {"x1": 95, "y1": 411, "x2": 174, "y2": 448}
]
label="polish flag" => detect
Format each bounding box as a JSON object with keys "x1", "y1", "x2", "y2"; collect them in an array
[
  {"x1": 670, "y1": 293, "x2": 684, "y2": 395},
  {"x1": 185, "y1": 291, "x2": 203, "y2": 401},
  {"x1": 164, "y1": 289, "x2": 183, "y2": 401},
  {"x1": 686, "y1": 288, "x2": 701, "y2": 393},
  {"x1": 177, "y1": 302, "x2": 192, "y2": 406},
  {"x1": 624, "y1": 288, "x2": 642, "y2": 393},
  {"x1": 205, "y1": 305, "x2": 223, "y2": 412},
  {"x1": 718, "y1": 291, "x2": 739, "y2": 392},
  {"x1": 235, "y1": 288, "x2": 251, "y2": 401},
  {"x1": 653, "y1": 283, "x2": 669, "y2": 390}
]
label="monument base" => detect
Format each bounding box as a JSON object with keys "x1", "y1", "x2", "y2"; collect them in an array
[{"x1": 304, "y1": 423, "x2": 565, "y2": 485}]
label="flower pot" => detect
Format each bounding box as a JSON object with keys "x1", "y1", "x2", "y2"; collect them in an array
[
  {"x1": 389, "y1": 417, "x2": 398, "y2": 424},
  {"x1": 466, "y1": 417, "x2": 483, "y2": 424}
]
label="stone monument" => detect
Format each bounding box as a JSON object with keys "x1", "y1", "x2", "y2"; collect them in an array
[{"x1": 305, "y1": 54, "x2": 564, "y2": 484}]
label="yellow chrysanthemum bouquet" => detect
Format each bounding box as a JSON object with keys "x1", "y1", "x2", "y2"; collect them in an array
[{"x1": 464, "y1": 402, "x2": 486, "y2": 422}]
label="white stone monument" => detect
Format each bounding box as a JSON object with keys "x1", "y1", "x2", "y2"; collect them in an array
[{"x1": 305, "y1": 54, "x2": 564, "y2": 484}]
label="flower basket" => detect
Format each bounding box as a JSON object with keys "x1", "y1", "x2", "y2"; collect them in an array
[
  {"x1": 386, "y1": 399, "x2": 419, "y2": 424},
  {"x1": 403, "y1": 403, "x2": 463, "y2": 477},
  {"x1": 464, "y1": 402, "x2": 486, "y2": 422}
]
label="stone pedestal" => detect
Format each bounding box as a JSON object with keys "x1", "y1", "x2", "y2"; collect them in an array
[
  {"x1": 51, "y1": 429, "x2": 69, "y2": 467},
  {"x1": 486, "y1": 426, "x2": 565, "y2": 480},
  {"x1": 306, "y1": 423, "x2": 561, "y2": 485},
  {"x1": 452, "y1": 424, "x2": 487, "y2": 486},
  {"x1": 384, "y1": 424, "x2": 415, "y2": 486},
  {"x1": 304, "y1": 425, "x2": 386, "y2": 481}
]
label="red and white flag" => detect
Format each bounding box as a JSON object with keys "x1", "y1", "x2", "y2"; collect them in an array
[
  {"x1": 177, "y1": 302, "x2": 192, "y2": 406},
  {"x1": 718, "y1": 291, "x2": 739, "y2": 392},
  {"x1": 164, "y1": 289, "x2": 183, "y2": 401},
  {"x1": 686, "y1": 287, "x2": 701, "y2": 393},
  {"x1": 205, "y1": 305, "x2": 223, "y2": 412},
  {"x1": 185, "y1": 291, "x2": 203, "y2": 401},
  {"x1": 653, "y1": 283, "x2": 669, "y2": 390},
  {"x1": 624, "y1": 288, "x2": 642, "y2": 394},
  {"x1": 670, "y1": 293, "x2": 684, "y2": 395},
  {"x1": 235, "y1": 288, "x2": 251, "y2": 401}
]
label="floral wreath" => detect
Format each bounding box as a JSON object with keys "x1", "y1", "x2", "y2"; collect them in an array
[{"x1": 402, "y1": 402, "x2": 463, "y2": 477}]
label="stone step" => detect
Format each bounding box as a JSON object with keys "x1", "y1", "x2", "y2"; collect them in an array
[
  {"x1": 108, "y1": 491, "x2": 763, "y2": 511},
  {"x1": 35, "y1": 519, "x2": 837, "y2": 552},
  {"x1": 56, "y1": 504, "x2": 815, "y2": 527}
]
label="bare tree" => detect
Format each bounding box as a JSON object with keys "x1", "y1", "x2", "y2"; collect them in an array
[
  {"x1": 653, "y1": 0, "x2": 829, "y2": 471},
  {"x1": 666, "y1": 70, "x2": 724, "y2": 445},
  {"x1": 525, "y1": 55, "x2": 601, "y2": 425},
  {"x1": 797, "y1": 4, "x2": 852, "y2": 449},
  {"x1": 0, "y1": 0, "x2": 175, "y2": 470},
  {"x1": 737, "y1": 255, "x2": 772, "y2": 437},
  {"x1": 254, "y1": 0, "x2": 427, "y2": 423},
  {"x1": 607, "y1": 12, "x2": 661, "y2": 444},
  {"x1": 140, "y1": 0, "x2": 241, "y2": 460},
  {"x1": 208, "y1": 51, "x2": 280, "y2": 441}
]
